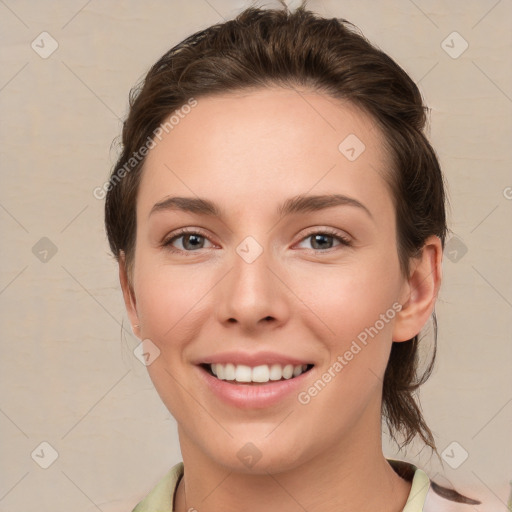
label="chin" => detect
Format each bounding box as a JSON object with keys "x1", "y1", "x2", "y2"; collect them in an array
[{"x1": 205, "y1": 434, "x2": 312, "y2": 476}]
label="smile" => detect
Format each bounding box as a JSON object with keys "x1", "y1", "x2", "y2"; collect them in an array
[
  {"x1": 203, "y1": 363, "x2": 314, "y2": 384},
  {"x1": 196, "y1": 362, "x2": 316, "y2": 408}
]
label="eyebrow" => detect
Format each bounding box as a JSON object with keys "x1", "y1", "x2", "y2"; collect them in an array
[{"x1": 149, "y1": 193, "x2": 373, "y2": 220}]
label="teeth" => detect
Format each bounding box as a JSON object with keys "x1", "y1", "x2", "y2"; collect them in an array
[{"x1": 209, "y1": 363, "x2": 309, "y2": 383}]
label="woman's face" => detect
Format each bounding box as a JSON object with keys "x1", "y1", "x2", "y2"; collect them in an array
[{"x1": 122, "y1": 87, "x2": 414, "y2": 472}]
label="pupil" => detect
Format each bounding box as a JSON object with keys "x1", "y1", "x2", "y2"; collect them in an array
[
  {"x1": 312, "y1": 234, "x2": 332, "y2": 250},
  {"x1": 184, "y1": 234, "x2": 202, "y2": 250}
]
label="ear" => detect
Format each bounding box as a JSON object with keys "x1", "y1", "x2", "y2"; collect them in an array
[
  {"x1": 392, "y1": 235, "x2": 443, "y2": 342},
  {"x1": 119, "y1": 251, "x2": 141, "y2": 338}
]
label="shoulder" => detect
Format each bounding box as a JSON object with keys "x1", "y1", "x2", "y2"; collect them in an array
[
  {"x1": 131, "y1": 462, "x2": 184, "y2": 512},
  {"x1": 424, "y1": 485, "x2": 481, "y2": 512},
  {"x1": 387, "y1": 458, "x2": 481, "y2": 512},
  {"x1": 133, "y1": 459, "x2": 483, "y2": 512}
]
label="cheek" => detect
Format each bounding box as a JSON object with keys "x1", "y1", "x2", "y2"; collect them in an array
[
  {"x1": 132, "y1": 254, "x2": 228, "y2": 391},
  {"x1": 135, "y1": 265, "x2": 207, "y2": 340},
  {"x1": 134, "y1": 245, "x2": 402, "y2": 351},
  {"x1": 133, "y1": 261, "x2": 213, "y2": 419},
  {"x1": 290, "y1": 255, "x2": 402, "y2": 344},
  {"x1": 290, "y1": 262, "x2": 401, "y2": 428}
]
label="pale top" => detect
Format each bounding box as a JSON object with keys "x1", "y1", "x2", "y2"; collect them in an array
[{"x1": 131, "y1": 458, "x2": 470, "y2": 511}]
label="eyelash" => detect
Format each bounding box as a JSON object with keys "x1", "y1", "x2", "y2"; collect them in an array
[{"x1": 161, "y1": 227, "x2": 352, "y2": 254}]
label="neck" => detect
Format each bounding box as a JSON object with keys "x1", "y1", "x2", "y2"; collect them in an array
[{"x1": 174, "y1": 406, "x2": 411, "y2": 512}]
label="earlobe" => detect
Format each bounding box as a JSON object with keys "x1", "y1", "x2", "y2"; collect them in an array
[
  {"x1": 119, "y1": 252, "x2": 141, "y2": 336},
  {"x1": 392, "y1": 235, "x2": 443, "y2": 342}
]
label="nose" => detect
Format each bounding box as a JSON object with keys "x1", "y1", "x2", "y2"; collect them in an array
[{"x1": 215, "y1": 240, "x2": 291, "y2": 332}]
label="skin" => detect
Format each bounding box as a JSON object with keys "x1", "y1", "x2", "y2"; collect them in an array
[{"x1": 119, "y1": 87, "x2": 442, "y2": 512}]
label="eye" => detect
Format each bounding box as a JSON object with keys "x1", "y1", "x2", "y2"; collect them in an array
[
  {"x1": 162, "y1": 229, "x2": 214, "y2": 253},
  {"x1": 296, "y1": 228, "x2": 352, "y2": 251},
  {"x1": 161, "y1": 227, "x2": 352, "y2": 254}
]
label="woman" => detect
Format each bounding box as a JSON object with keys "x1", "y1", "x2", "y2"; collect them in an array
[{"x1": 104, "y1": 2, "x2": 481, "y2": 510}]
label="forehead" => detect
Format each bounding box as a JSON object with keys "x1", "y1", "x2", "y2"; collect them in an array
[{"x1": 138, "y1": 87, "x2": 393, "y2": 222}]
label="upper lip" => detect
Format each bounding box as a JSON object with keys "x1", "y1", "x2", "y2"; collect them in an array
[{"x1": 195, "y1": 351, "x2": 314, "y2": 367}]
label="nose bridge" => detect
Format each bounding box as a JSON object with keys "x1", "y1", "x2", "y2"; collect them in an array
[{"x1": 217, "y1": 234, "x2": 288, "y2": 326}]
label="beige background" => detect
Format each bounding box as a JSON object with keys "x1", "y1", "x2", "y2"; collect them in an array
[{"x1": 1, "y1": 1, "x2": 511, "y2": 511}]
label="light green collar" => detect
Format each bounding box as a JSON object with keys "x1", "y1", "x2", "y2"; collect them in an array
[{"x1": 132, "y1": 459, "x2": 430, "y2": 512}]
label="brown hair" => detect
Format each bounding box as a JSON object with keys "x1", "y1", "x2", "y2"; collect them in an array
[{"x1": 105, "y1": 1, "x2": 479, "y2": 504}]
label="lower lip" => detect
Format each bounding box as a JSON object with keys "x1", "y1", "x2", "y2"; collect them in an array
[{"x1": 196, "y1": 365, "x2": 314, "y2": 409}]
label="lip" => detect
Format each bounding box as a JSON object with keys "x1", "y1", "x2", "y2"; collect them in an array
[
  {"x1": 194, "y1": 350, "x2": 313, "y2": 367},
  {"x1": 195, "y1": 363, "x2": 315, "y2": 409}
]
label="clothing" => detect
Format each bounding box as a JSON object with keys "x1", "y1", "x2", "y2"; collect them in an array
[{"x1": 131, "y1": 459, "x2": 459, "y2": 511}]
